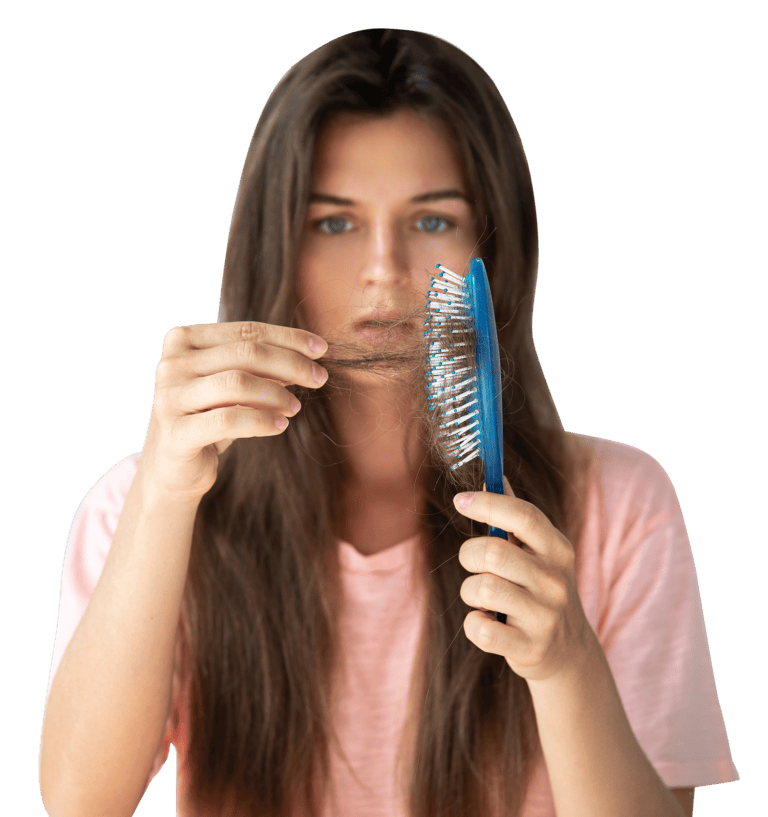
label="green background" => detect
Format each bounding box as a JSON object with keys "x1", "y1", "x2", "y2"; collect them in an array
[{"x1": 7, "y1": 2, "x2": 766, "y2": 817}]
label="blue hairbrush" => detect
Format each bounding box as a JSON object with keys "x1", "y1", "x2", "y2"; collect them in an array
[{"x1": 424, "y1": 257, "x2": 509, "y2": 625}]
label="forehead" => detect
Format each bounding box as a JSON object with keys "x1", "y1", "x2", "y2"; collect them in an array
[{"x1": 312, "y1": 108, "x2": 467, "y2": 193}]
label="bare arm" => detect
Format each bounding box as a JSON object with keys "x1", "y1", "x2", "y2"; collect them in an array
[
  {"x1": 527, "y1": 638, "x2": 687, "y2": 817},
  {"x1": 40, "y1": 466, "x2": 200, "y2": 817},
  {"x1": 40, "y1": 320, "x2": 327, "y2": 816}
]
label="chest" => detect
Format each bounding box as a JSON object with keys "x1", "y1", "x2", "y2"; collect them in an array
[{"x1": 338, "y1": 489, "x2": 423, "y2": 557}]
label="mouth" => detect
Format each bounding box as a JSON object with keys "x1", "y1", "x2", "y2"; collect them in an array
[
  {"x1": 353, "y1": 310, "x2": 413, "y2": 331},
  {"x1": 354, "y1": 310, "x2": 409, "y2": 326},
  {"x1": 352, "y1": 311, "x2": 416, "y2": 344}
]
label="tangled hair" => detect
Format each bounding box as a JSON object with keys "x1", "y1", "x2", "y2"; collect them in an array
[{"x1": 180, "y1": 28, "x2": 594, "y2": 816}]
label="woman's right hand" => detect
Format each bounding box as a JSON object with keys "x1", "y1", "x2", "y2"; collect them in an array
[{"x1": 138, "y1": 321, "x2": 329, "y2": 503}]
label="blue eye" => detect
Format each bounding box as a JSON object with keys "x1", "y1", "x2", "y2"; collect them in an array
[
  {"x1": 316, "y1": 217, "x2": 352, "y2": 235},
  {"x1": 417, "y1": 216, "x2": 451, "y2": 233}
]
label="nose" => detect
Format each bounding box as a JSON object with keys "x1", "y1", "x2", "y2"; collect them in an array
[{"x1": 360, "y1": 219, "x2": 412, "y2": 296}]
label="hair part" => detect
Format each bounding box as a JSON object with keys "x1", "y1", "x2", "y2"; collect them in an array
[{"x1": 179, "y1": 28, "x2": 594, "y2": 816}]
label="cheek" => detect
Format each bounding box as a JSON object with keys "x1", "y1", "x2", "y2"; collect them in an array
[
  {"x1": 300, "y1": 227, "x2": 376, "y2": 290},
  {"x1": 295, "y1": 253, "x2": 328, "y2": 331},
  {"x1": 295, "y1": 262, "x2": 356, "y2": 335},
  {"x1": 413, "y1": 229, "x2": 479, "y2": 273}
]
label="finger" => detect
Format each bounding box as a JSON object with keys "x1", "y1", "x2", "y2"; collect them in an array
[
  {"x1": 464, "y1": 609, "x2": 527, "y2": 658},
  {"x1": 481, "y1": 476, "x2": 524, "y2": 547},
  {"x1": 172, "y1": 401, "x2": 293, "y2": 453},
  {"x1": 454, "y1": 484, "x2": 550, "y2": 555},
  {"x1": 180, "y1": 341, "x2": 326, "y2": 391},
  {"x1": 458, "y1": 536, "x2": 534, "y2": 586},
  {"x1": 461, "y1": 571, "x2": 530, "y2": 616},
  {"x1": 173, "y1": 370, "x2": 303, "y2": 419},
  {"x1": 163, "y1": 321, "x2": 328, "y2": 360}
]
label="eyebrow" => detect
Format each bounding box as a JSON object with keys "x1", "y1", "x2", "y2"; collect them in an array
[{"x1": 308, "y1": 188, "x2": 470, "y2": 206}]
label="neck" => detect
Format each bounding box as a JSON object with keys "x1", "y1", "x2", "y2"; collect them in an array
[
  {"x1": 329, "y1": 382, "x2": 427, "y2": 556},
  {"x1": 328, "y1": 378, "x2": 425, "y2": 494}
]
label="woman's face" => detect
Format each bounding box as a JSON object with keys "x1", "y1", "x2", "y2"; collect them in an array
[{"x1": 296, "y1": 107, "x2": 479, "y2": 350}]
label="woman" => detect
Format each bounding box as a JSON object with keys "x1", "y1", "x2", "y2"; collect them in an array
[{"x1": 41, "y1": 28, "x2": 737, "y2": 817}]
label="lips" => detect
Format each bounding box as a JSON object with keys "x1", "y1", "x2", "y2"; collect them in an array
[{"x1": 353, "y1": 310, "x2": 410, "y2": 327}]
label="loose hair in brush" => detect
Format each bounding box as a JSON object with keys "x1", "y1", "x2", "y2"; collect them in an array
[{"x1": 179, "y1": 28, "x2": 594, "y2": 817}]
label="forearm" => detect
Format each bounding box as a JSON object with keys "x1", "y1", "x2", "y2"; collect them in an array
[
  {"x1": 527, "y1": 633, "x2": 685, "y2": 817},
  {"x1": 40, "y1": 466, "x2": 200, "y2": 817}
]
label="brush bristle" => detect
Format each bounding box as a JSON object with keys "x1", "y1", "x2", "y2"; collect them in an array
[{"x1": 424, "y1": 264, "x2": 482, "y2": 471}]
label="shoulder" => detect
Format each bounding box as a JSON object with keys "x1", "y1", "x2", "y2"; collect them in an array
[
  {"x1": 67, "y1": 454, "x2": 143, "y2": 553},
  {"x1": 568, "y1": 432, "x2": 676, "y2": 505},
  {"x1": 565, "y1": 432, "x2": 686, "y2": 566},
  {"x1": 81, "y1": 453, "x2": 142, "y2": 509},
  {"x1": 48, "y1": 452, "x2": 145, "y2": 703},
  {"x1": 570, "y1": 437, "x2": 699, "y2": 646}
]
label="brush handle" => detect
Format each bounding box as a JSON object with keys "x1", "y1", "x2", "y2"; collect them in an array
[
  {"x1": 488, "y1": 485, "x2": 510, "y2": 624},
  {"x1": 489, "y1": 525, "x2": 507, "y2": 538},
  {"x1": 489, "y1": 521, "x2": 509, "y2": 624},
  {"x1": 468, "y1": 258, "x2": 509, "y2": 626},
  {"x1": 467, "y1": 258, "x2": 504, "y2": 492}
]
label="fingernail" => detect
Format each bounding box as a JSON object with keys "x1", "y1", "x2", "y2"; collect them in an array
[
  {"x1": 309, "y1": 337, "x2": 327, "y2": 354},
  {"x1": 454, "y1": 492, "x2": 475, "y2": 509},
  {"x1": 313, "y1": 363, "x2": 328, "y2": 384}
]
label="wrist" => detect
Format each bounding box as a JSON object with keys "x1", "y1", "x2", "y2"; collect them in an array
[
  {"x1": 527, "y1": 624, "x2": 604, "y2": 696},
  {"x1": 135, "y1": 466, "x2": 207, "y2": 512}
]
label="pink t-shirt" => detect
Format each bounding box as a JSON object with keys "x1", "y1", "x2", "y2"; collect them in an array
[{"x1": 45, "y1": 435, "x2": 739, "y2": 815}]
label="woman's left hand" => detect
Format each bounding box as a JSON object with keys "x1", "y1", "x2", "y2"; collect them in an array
[{"x1": 455, "y1": 475, "x2": 598, "y2": 683}]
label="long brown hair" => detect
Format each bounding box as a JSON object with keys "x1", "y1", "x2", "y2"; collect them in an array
[{"x1": 180, "y1": 28, "x2": 594, "y2": 816}]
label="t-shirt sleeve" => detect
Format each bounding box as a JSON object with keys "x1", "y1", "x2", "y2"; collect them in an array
[
  {"x1": 593, "y1": 443, "x2": 739, "y2": 788},
  {"x1": 45, "y1": 454, "x2": 174, "y2": 792}
]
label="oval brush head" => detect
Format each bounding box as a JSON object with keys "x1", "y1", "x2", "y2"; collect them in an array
[
  {"x1": 425, "y1": 257, "x2": 509, "y2": 624},
  {"x1": 425, "y1": 259, "x2": 503, "y2": 490}
]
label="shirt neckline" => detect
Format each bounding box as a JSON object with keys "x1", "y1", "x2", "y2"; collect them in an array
[{"x1": 338, "y1": 533, "x2": 420, "y2": 574}]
